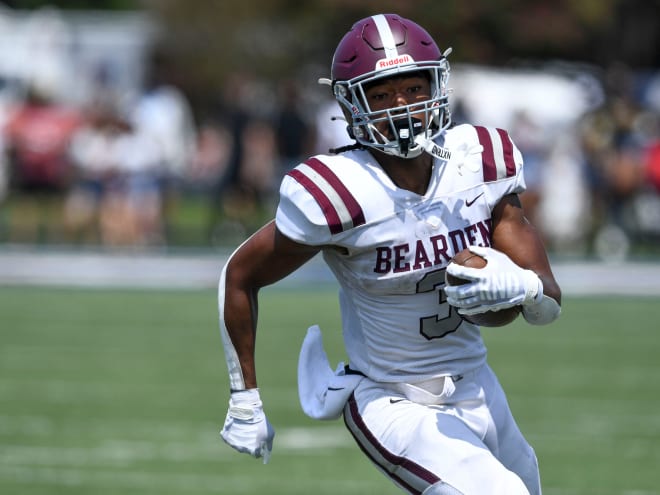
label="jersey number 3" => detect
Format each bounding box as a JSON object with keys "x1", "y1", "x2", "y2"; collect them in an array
[{"x1": 416, "y1": 268, "x2": 463, "y2": 339}]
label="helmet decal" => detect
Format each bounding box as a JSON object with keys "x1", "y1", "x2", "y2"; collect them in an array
[{"x1": 375, "y1": 54, "x2": 414, "y2": 71}]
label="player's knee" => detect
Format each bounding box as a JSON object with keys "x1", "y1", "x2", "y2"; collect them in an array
[{"x1": 421, "y1": 481, "x2": 464, "y2": 495}]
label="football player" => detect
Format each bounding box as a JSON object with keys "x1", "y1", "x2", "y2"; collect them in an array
[{"x1": 218, "y1": 13, "x2": 561, "y2": 495}]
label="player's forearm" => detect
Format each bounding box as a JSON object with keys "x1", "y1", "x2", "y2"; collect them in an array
[
  {"x1": 223, "y1": 290, "x2": 259, "y2": 390},
  {"x1": 218, "y1": 260, "x2": 259, "y2": 391}
]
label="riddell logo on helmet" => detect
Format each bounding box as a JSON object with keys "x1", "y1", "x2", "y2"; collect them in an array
[{"x1": 376, "y1": 55, "x2": 413, "y2": 69}]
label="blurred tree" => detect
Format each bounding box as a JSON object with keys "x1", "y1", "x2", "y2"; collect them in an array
[
  {"x1": 605, "y1": 0, "x2": 660, "y2": 67},
  {"x1": 1, "y1": 0, "x2": 140, "y2": 9},
  {"x1": 6, "y1": 0, "x2": 657, "y2": 110},
  {"x1": 138, "y1": 0, "x2": 652, "y2": 109}
]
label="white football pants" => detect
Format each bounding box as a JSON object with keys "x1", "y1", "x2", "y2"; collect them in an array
[{"x1": 343, "y1": 364, "x2": 541, "y2": 495}]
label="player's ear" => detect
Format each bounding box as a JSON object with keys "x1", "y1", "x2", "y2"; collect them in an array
[{"x1": 339, "y1": 106, "x2": 353, "y2": 124}]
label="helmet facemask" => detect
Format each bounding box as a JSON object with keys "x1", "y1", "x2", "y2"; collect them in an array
[{"x1": 332, "y1": 59, "x2": 451, "y2": 159}]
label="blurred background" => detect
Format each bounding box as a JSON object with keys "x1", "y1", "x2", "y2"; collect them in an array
[
  {"x1": 0, "y1": 0, "x2": 659, "y2": 259},
  {"x1": 2, "y1": 3, "x2": 660, "y2": 494}
]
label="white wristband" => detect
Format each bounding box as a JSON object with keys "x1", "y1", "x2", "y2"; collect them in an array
[
  {"x1": 522, "y1": 294, "x2": 561, "y2": 325},
  {"x1": 230, "y1": 388, "x2": 261, "y2": 405},
  {"x1": 521, "y1": 269, "x2": 544, "y2": 306},
  {"x1": 228, "y1": 388, "x2": 263, "y2": 420}
]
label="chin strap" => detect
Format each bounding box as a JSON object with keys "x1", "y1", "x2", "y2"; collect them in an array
[{"x1": 415, "y1": 135, "x2": 453, "y2": 161}]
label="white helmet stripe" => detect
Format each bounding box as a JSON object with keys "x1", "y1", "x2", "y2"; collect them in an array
[{"x1": 372, "y1": 14, "x2": 398, "y2": 58}]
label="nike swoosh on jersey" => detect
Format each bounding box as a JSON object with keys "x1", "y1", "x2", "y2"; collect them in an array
[
  {"x1": 465, "y1": 192, "x2": 484, "y2": 207},
  {"x1": 389, "y1": 398, "x2": 406, "y2": 404}
]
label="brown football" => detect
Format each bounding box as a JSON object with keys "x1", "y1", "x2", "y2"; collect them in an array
[{"x1": 445, "y1": 248, "x2": 521, "y2": 327}]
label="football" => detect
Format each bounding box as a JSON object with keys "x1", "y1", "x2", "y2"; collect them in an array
[{"x1": 445, "y1": 248, "x2": 521, "y2": 327}]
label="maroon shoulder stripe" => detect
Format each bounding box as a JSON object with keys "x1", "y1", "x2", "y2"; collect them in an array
[
  {"x1": 304, "y1": 158, "x2": 366, "y2": 228},
  {"x1": 287, "y1": 169, "x2": 344, "y2": 234},
  {"x1": 496, "y1": 128, "x2": 516, "y2": 177},
  {"x1": 474, "y1": 125, "x2": 497, "y2": 182},
  {"x1": 287, "y1": 158, "x2": 366, "y2": 234}
]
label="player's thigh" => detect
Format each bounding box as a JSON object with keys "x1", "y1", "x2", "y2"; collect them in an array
[{"x1": 344, "y1": 381, "x2": 529, "y2": 495}]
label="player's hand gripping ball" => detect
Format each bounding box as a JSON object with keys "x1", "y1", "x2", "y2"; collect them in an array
[{"x1": 445, "y1": 248, "x2": 521, "y2": 327}]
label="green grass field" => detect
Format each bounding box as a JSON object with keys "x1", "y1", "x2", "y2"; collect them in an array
[{"x1": 1, "y1": 285, "x2": 659, "y2": 495}]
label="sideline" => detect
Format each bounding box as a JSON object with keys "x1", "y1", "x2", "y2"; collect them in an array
[
  {"x1": 0, "y1": 247, "x2": 330, "y2": 290},
  {"x1": 0, "y1": 247, "x2": 659, "y2": 295}
]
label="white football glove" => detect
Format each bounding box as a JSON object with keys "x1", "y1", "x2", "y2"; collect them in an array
[
  {"x1": 220, "y1": 388, "x2": 275, "y2": 464},
  {"x1": 444, "y1": 246, "x2": 543, "y2": 315}
]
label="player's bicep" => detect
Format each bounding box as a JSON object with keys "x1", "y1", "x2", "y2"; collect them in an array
[{"x1": 226, "y1": 220, "x2": 320, "y2": 290}]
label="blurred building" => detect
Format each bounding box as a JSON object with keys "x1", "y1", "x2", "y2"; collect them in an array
[{"x1": 0, "y1": 5, "x2": 157, "y2": 107}]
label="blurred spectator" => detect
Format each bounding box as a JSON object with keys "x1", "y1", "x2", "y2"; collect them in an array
[
  {"x1": 0, "y1": 76, "x2": 19, "y2": 206},
  {"x1": 187, "y1": 118, "x2": 233, "y2": 191},
  {"x1": 0, "y1": 100, "x2": 9, "y2": 205},
  {"x1": 205, "y1": 115, "x2": 278, "y2": 242},
  {"x1": 0, "y1": 132, "x2": 7, "y2": 205},
  {"x1": 131, "y1": 48, "x2": 197, "y2": 242},
  {"x1": 537, "y1": 129, "x2": 590, "y2": 253},
  {"x1": 509, "y1": 110, "x2": 547, "y2": 229},
  {"x1": 98, "y1": 127, "x2": 166, "y2": 247},
  {"x1": 579, "y1": 63, "x2": 655, "y2": 259},
  {"x1": 176, "y1": 116, "x2": 235, "y2": 244},
  {"x1": 4, "y1": 87, "x2": 80, "y2": 192},
  {"x1": 645, "y1": 123, "x2": 660, "y2": 194},
  {"x1": 63, "y1": 100, "x2": 166, "y2": 247},
  {"x1": 634, "y1": 111, "x2": 660, "y2": 241},
  {"x1": 205, "y1": 73, "x2": 254, "y2": 243},
  {"x1": 63, "y1": 101, "x2": 121, "y2": 243},
  {"x1": 275, "y1": 79, "x2": 315, "y2": 175},
  {"x1": 232, "y1": 117, "x2": 277, "y2": 220},
  {"x1": 3, "y1": 86, "x2": 81, "y2": 242}
]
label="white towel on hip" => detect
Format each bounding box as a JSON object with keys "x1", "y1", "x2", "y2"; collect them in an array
[{"x1": 297, "y1": 325, "x2": 364, "y2": 420}]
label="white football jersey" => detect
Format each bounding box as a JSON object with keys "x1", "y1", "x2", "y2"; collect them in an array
[{"x1": 276, "y1": 124, "x2": 526, "y2": 382}]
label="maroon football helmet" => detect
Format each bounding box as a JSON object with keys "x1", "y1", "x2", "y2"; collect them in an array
[{"x1": 326, "y1": 14, "x2": 451, "y2": 158}]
